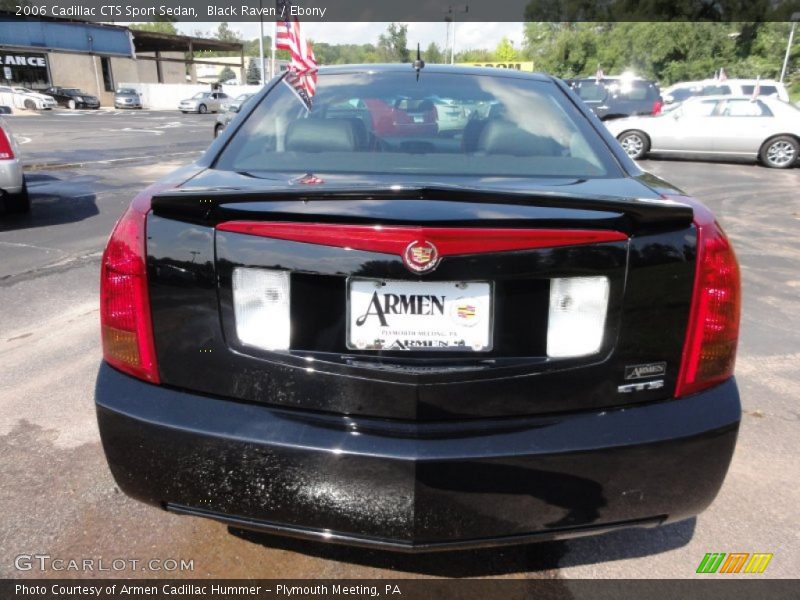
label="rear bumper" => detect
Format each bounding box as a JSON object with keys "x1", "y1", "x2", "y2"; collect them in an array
[
  {"x1": 0, "y1": 159, "x2": 24, "y2": 195},
  {"x1": 95, "y1": 363, "x2": 740, "y2": 551}
]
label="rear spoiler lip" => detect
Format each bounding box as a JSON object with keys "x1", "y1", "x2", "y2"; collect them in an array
[{"x1": 150, "y1": 185, "x2": 694, "y2": 230}]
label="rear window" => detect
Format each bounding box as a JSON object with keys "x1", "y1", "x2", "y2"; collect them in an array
[
  {"x1": 720, "y1": 99, "x2": 772, "y2": 117},
  {"x1": 575, "y1": 81, "x2": 608, "y2": 102},
  {"x1": 741, "y1": 85, "x2": 778, "y2": 97},
  {"x1": 611, "y1": 81, "x2": 658, "y2": 101},
  {"x1": 216, "y1": 71, "x2": 620, "y2": 179}
]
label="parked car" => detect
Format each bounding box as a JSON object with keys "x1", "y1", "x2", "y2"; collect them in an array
[
  {"x1": 97, "y1": 65, "x2": 741, "y2": 552},
  {"x1": 0, "y1": 118, "x2": 28, "y2": 213},
  {"x1": 606, "y1": 95, "x2": 800, "y2": 168},
  {"x1": 114, "y1": 88, "x2": 142, "y2": 109},
  {"x1": 179, "y1": 91, "x2": 229, "y2": 114},
  {"x1": 214, "y1": 93, "x2": 254, "y2": 138},
  {"x1": 663, "y1": 79, "x2": 790, "y2": 104},
  {"x1": 0, "y1": 86, "x2": 56, "y2": 110},
  {"x1": 44, "y1": 87, "x2": 100, "y2": 110},
  {"x1": 570, "y1": 76, "x2": 662, "y2": 120}
]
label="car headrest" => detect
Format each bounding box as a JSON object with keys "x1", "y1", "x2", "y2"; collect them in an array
[
  {"x1": 477, "y1": 120, "x2": 562, "y2": 157},
  {"x1": 332, "y1": 117, "x2": 369, "y2": 150},
  {"x1": 285, "y1": 119, "x2": 358, "y2": 153},
  {"x1": 487, "y1": 103, "x2": 508, "y2": 119}
]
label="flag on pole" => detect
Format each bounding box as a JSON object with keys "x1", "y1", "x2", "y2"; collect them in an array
[
  {"x1": 275, "y1": 0, "x2": 318, "y2": 107},
  {"x1": 751, "y1": 76, "x2": 760, "y2": 102}
]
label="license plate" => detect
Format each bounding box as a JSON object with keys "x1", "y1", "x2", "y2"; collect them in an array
[{"x1": 347, "y1": 279, "x2": 492, "y2": 352}]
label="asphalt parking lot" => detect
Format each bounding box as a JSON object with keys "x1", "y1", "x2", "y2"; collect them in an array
[{"x1": 0, "y1": 110, "x2": 798, "y2": 579}]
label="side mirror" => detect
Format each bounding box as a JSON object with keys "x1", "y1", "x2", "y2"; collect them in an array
[{"x1": 229, "y1": 105, "x2": 240, "y2": 113}]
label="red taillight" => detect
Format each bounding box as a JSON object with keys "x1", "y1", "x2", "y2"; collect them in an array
[
  {"x1": 652, "y1": 100, "x2": 663, "y2": 116},
  {"x1": 0, "y1": 128, "x2": 15, "y2": 160},
  {"x1": 100, "y1": 190, "x2": 159, "y2": 383},
  {"x1": 676, "y1": 203, "x2": 740, "y2": 397}
]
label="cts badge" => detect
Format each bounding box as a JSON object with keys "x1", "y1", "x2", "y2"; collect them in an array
[{"x1": 403, "y1": 240, "x2": 440, "y2": 273}]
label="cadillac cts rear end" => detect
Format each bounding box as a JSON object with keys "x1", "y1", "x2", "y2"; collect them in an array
[{"x1": 96, "y1": 66, "x2": 741, "y2": 551}]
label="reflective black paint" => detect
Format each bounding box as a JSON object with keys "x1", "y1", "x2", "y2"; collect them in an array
[
  {"x1": 96, "y1": 364, "x2": 739, "y2": 550},
  {"x1": 146, "y1": 184, "x2": 695, "y2": 420}
]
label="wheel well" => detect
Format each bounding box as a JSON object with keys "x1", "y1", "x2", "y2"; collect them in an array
[
  {"x1": 760, "y1": 133, "x2": 800, "y2": 153},
  {"x1": 617, "y1": 129, "x2": 651, "y2": 144}
]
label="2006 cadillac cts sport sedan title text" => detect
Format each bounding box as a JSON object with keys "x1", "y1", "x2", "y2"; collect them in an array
[{"x1": 96, "y1": 65, "x2": 741, "y2": 552}]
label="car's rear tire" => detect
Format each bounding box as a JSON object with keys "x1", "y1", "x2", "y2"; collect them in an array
[
  {"x1": 759, "y1": 136, "x2": 799, "y2": 169},
  {"x1": 198, "y1": 104, "x2": 208, "y2": 114},
  {"x1": 67, "y1": 99, "x2": 76, "y2": 110},
  {"x1": 4, "y1": 180, "x2": 30, "y2": 214},
  {"x1": 214, "y1": 123, "x2": 224, "y2": 138},
  {"x1": 618, "y1": 130, "x2": 650, "y2": 160},
  {"x1": 23, "y1": 99, "x2": 36, "y2": 110}
]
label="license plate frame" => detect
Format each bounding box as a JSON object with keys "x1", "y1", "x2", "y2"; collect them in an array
[{"x1": 346, "y1": 278, "x2": 494, "y2": 352}]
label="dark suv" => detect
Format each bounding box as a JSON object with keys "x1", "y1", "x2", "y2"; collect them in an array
[{"x1": 570, "y1": 77, "x2": 662, "y2": 120}]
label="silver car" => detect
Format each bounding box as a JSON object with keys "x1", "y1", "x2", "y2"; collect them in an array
[
  {"x1": 0, "y1": 118, "x2": 28, "y2": 213},
  {"x1": 606, "y1": 95, "x2": 800, "y2": 169},
  {"x1": 114, "y1": 88, "x2": 142, "y2": 109},
  {"x1": 179, "y1": 91, "x2": 229, "y2": 114},
  {"x1": 214, "y1": 93, "x2": 254, "y2": 138}
]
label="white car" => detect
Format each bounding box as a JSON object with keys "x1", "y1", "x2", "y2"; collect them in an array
[
  {"x1": 0, "y1": 118, "x2": 28, "y2": 213},
  {"x1": 606, "y1": 95, "x2": 800, "y2": 169},
  {"x1": 663, "y1": 78, "x2": 790, "y2": 104},
  {"x1": 0, "y1": 86, "x2": 56, "y2": 110}
]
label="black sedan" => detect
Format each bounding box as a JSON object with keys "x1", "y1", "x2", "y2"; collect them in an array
[
  {"x1": 96, "y1": 65, "x2": 741, "y2": 552},
  {"x1": 44, "y1": 87, "x2": 100, "y2": 110}
]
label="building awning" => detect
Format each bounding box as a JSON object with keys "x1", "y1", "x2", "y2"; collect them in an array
[
  {"x1": 0, "y1": 17, "x2": 134, "y2": 57},
  {"x1": 132, "y1": 31, "x2": 243, "y2": 55}
]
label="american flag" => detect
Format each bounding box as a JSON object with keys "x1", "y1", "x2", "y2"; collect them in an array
[
  {"x1": 276, "y1": 0, "x2": 318, "y2": 107},
  {"x1": 751, "y1": 76, "x2": 761, "y2": 102}
]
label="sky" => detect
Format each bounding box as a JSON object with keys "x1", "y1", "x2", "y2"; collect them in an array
[{"x1": 174, "y1": 21, "x2": 525, "y2": 51}]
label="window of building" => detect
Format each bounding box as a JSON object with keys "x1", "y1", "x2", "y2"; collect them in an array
[{"x1": 100, "y1": 57, "x2": 114, "y2": 92}]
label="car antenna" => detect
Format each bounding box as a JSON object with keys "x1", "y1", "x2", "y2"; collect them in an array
[{"x1": 413, "y1": 43, "x2": 425, "y2": 81}]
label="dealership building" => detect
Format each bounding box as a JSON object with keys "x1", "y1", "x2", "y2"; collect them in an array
[{"x1": 0, "y1": 16, "x2": 244, "y2": 105}]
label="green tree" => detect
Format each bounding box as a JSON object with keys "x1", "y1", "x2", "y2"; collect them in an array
[
  {"x1": 494, "y1": 37, "x2": 519, "y2": 61},
  {"x1": 425, "y1": 42, "x2": 444, "y2": 64},
  {"x1": 214, "y1": 22, "x2": 241, "y2": 43},
  {"x1": 218, "y1": 66, "x2": 236, "y2": 83},
  {"x1": 456, "y1": 49, "x2": 494, "y2": 63},
  {"x1": 246, "y1": 58, "x2": 261, "y2": 84},
  {"x1": 378, "y1": 23, "x2": 410, "y2": 63},
  {"x1": 129, "y1": 22, "x2": 178, "y2": 35}
]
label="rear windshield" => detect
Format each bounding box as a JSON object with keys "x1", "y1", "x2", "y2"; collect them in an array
[
  {"x1": 742, "y1": 85, "x2": 778, "y2": 97},
  {"x1": 216, "y1": 71, "x2": 620, "y2": 179}
]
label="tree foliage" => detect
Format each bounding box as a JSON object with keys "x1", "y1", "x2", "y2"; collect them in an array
[
  {"x1": 129, "y1": 22, "x2": 178, "y2": 35},
  {"x1": 494, "y1": 37, "x2": 519, "y2": 61},
  {"x1": 522, "y1": 22, "x2": 798, "y2": 85},
  {"x1": 378, "y1": 23, "x2": 411, "y2": 63},
  {"x1": 214, "y1": 22, "x2": 241, "y2": 43},
  {"x1": 218, "y1": 66, "x2": 236, "y2": 83},
  {"x1": 425, "y1": 42, "x2": 444, "y2": 64},
  {"x1": 246, "y1": 58, "x2": 261, "y2": 85}
]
